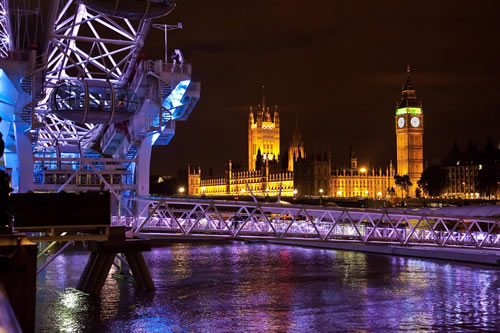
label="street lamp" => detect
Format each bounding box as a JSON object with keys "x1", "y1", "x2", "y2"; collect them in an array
[
  {"x1": 337, "y1": 190, "x2": 342, "y2": 197},
  {"x1": 360, "y1": 167, "x2": 367, "y2": 173},
  {"x1": 319, "y1": 188, "x2": 324, "y2": 194},
  {"x1": 178, "y1": 186, "x2": 185, "y2": 195}
]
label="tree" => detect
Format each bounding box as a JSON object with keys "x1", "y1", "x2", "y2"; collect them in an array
[
  {"x1": 255, "y1": 149, "x2": 263, "y2": 170},
  {"x1": 477, "y1": 163, "x2": 499, "y2": 199},
  {"x1": 394, "y1": 175, "x2": 412, "y2": 198},
  {"x1": 417, "y1": 165, "x2": 447, "y2": 197},
  {"x1": 415, "y1": 188, "x2": 422, "y2": 198}
]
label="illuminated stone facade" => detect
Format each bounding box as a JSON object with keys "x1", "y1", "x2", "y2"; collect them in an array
[
  {"x1": 248, "y1": 87, "x2": 280, "y2": 171},
  {"x1": 330, "y1": 150, "x2": 395, "y2": 198},
  {"x1": 188, "y1": 90, "x2": 396, "y2": 198},
  {"x1": 188, "y1": 161, "x2": 294, "y2": 196},
  {"x1": 188, "y1": 89, "x2": 293, "y2": 197},
  {"x1": 395, "y1": 66, "x2": 424, "y2": 196}
]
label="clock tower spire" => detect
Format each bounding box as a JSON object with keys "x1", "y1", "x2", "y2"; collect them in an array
[{"x1": 395, "y1": 65, "x2": 424, "y2": 196}]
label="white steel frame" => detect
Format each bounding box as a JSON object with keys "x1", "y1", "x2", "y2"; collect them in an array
[
  {"x1": 33, "y1": 0, "x2": 150, "y2": 151},
  {"x1": 119, "y1": 197, "x2": 500, "y2": 250},
  {"x1": 0, "y1": 0, "x2": 11, "y2": 58}
]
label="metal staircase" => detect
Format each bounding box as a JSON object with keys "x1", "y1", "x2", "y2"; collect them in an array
[
  {"x1": 20, "y1": 75, "x2": 32, "y2": 122},
  {"x1": 125, "y1": 144, "x2": 139, "y2": 159}
]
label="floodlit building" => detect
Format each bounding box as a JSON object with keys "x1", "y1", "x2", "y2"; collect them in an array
[
  {"x1": 395, "y1": 65, "x2": 424, "y2": 196},
  {"x1": 442, "y1": 141, "x2": 500, "y2": 199},
  {"x1": 248, "y1": 86, "x2": 280, "y2": 171},
  {"x1": 189, "y1": 89, "x2": 294, "y2": 197},
  {"x1": 330, "y1": 150, "x2": 395, "y2": 198},
  {"x1": 188, "y1": 84, "x2": 400, "y2": 198}
]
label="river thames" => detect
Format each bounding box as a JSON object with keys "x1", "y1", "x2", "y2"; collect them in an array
[{"x1": 36, "y1": 242, "x2": 499, "y2": 332}]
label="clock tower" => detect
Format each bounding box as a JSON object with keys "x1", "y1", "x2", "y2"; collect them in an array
[{"x1": 395, "y1": 65, "x2": 424, "y2": 196}]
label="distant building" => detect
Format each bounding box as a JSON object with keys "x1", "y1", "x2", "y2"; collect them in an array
[
  {"x1": 248, "y1": 86, "x2": 280, "y2": 171},
  {"x1": 188, "y1": 88, "x2": 293, "y2": 197},
  {"x1": 442, "y1": 141, "x2": 500, "y2": 199},
  {"x1": 188, "y1": 88, "x2": 395, "y2": 198},
  {"x1": 189, "y1": 161, "x2": 294, "y2": 196},
  {"x1": 287, "y1": 114, "x2": 305, "y2": 172},
  {"x1": 294, "y1": 151, "x2": 331, "y2": 196},
  {"x1": 395, "y1": 65, "x2": 424, "y2": 196},
  {"x1": 330, "y1": 150, "x2": 395, "y2": 198}
]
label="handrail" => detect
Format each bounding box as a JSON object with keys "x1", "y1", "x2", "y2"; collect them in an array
[
  {"x1": 130, "y1": 196, "x2": 500, "y2": 223},
  {"x1": 119, "y1": 197, "x2": 500, "y2": 250}
]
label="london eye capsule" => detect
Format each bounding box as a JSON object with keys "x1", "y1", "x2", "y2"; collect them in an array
[
  {"x1": 79, "y1": 0, "x2": 176, "y2": 19},
  {"x1": 50, "y1": 79, "x2": 139, "y2": 124}
]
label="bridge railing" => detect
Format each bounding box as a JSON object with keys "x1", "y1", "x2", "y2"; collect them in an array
[{"x1": 112, "y1": 197, "x2": 500, "y2": 250}]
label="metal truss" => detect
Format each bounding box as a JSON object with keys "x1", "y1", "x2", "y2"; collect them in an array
[
  {"x1": 117, "y1": 197, "x2": 500, "y2": 250},
  {"x1": 33, "y1": 156, "x2": 135, "y2": 215},
  {"x1": 33, "y1": 0, "x2": 150, "y2": 151},
  {"x1": 0, "y1": 0, "x2": 11, "y2": 58}
]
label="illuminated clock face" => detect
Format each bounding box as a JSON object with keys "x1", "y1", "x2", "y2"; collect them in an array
[
  {"x1": 411, "y1": 116, "x2": 420, "y2": 127},
  {"x1": 397, "y1": 117, "x2": 405, "y2": 128}
]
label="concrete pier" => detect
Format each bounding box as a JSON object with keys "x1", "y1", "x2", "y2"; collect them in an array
[{"x1": 77, "y1": 228, "x2": 154, "y2": 294}]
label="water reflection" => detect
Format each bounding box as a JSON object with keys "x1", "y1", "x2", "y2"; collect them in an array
[{"x1": 36, "y1": 243, "x2": 500, "y2": 332}]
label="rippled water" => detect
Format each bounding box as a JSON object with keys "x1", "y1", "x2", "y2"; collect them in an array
[{"x1": 36, "y1": 242, "x2": 500, "y2": 332}]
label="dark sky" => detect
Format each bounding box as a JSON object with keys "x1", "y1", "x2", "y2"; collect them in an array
[{"x1": 147, "y1": 0, "x2": 500, "y2": 176}]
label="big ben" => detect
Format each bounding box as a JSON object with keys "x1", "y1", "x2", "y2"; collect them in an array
[{"x1": 395, "y1": 65, "x2": 423, "y2": 196}]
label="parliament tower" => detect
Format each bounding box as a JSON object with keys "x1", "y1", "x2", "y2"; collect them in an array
[
  {"x1": 395, "y1": 65, "x2": 424, "y2": 196},
  {"x1": 248, "y1": 86, "x2": 280, "y2": 171},
  {"x1": 288, "y1": 114, "x2": 305, "y2": 171}
]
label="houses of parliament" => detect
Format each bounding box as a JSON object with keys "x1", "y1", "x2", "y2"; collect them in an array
[{"x1": 188, "y1": 67, "x2": 424, "y2": 198}]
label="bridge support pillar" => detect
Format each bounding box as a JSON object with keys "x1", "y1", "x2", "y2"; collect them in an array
[{"x1": 76, "y1": 236, "x2": 154, "y2": 294}]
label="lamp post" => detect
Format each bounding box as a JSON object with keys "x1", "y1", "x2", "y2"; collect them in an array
[
  {"x1": 152, "y1": 22, "x2": 183, "y2": 63},
  {"x1": 319, "y1": 188, "x2": 324, "y2": 205},
  {"x1": 178, "y1": 186, "x2": 185, "y2": 196}
]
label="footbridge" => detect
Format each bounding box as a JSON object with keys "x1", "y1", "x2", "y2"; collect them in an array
[{"x1": 117, "y1": 197, "x2": 500, "y2": 256}]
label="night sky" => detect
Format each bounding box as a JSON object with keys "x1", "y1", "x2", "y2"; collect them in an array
[{"x1": 147, "y1": 0, "x2": 500, "y2": 176}]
